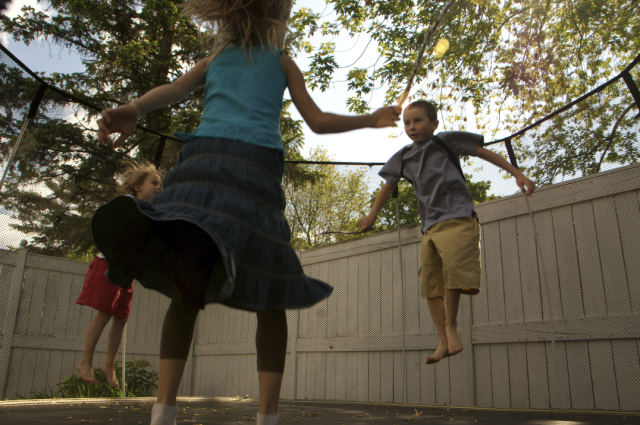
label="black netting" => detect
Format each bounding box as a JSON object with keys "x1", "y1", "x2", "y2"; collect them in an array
[{"x1": 1, "y1": 42, "x2": 639, "y2": 414}]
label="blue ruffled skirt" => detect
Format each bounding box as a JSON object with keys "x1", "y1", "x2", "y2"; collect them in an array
[{"x1": 91, "y1": 137, "x2": 332, "y2": 311}]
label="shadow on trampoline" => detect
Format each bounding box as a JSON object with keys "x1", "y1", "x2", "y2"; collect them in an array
[{"x1": 1, "y1": 398, "x2": 638, "y2": 425}]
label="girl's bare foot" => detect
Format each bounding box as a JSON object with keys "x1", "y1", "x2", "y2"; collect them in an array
[
  {"x1": 426, "y1": 343, "x2": 451, "y2": 364},
  {"x1": 77, "y1": 362, "x2": 99, "y2": 385},
  {"x1": 100, "y1": 364, "x2": 119, "y2": 388},
  {"x1": 446, "y1": 325, "x2": 463, "y2": 356}
]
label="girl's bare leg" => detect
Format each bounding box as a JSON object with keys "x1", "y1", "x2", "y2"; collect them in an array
[
  {"x1": 77, "y1": 310, "x2": 112, "y2": 384},
  {"x1": 100, "y1": 316, "x2": 128, "y2": 388}
]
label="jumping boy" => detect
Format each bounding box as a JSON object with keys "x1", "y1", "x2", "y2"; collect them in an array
[{"x1": 358, "y1": 100, "x2": 535, "y2": 364}]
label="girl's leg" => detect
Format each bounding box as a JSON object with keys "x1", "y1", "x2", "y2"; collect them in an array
[
  {"x1": 256, "y1": 310, "x2": 287, "y2": 419},
  {"x1": 100, "y1": 316, "x2": 128, "y2": 388},
  {"x1": 156, "y1": 291, "x2": 200, "y2": 406},
  {"x1": 77, "y1": 310, "x2": 113, "y2": 384}
]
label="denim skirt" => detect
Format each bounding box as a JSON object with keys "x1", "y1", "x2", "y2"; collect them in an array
[{"x1": 91, "y1": 137, "x2": 333, "y2": 311}]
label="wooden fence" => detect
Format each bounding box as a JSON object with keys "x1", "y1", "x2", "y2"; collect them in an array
[{"x1": 1, "y1": 163, "x2": 639, "y2": 411}]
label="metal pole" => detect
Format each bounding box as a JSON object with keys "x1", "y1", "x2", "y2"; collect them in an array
[
  {"x1": 395, "y1": 196, "x2": 408, "y2": 404},
  {"x1": 121, "y1": 323, "x2": 126, "y2": 398},
  {"x1": 0, "y1": 119, "x2": 30, "y2": 192},
  {"x1": 523, "y1": 193, "x2": 557, "y2": 408}
]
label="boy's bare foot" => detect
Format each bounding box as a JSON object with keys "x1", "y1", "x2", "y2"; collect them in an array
[
  {"x1": 446, "y1": 325, "x2": 463, "y2": 356},
  {"x1": 426, "y1": 343, "x2": 451, "y2": 364},
  {"x1": 77, "y1": 362, "x2": 99, "y2": 385},
  {"x1": 100, "y1": 364, "x2": 119, "y2": 388}
]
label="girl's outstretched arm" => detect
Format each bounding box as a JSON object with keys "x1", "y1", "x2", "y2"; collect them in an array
[
  {"x1": 97, "y1": 58, "x2": 210, "y2": 147},
  {"x1": 280, "y1": 54, "x2": 400, "y2": 133}
]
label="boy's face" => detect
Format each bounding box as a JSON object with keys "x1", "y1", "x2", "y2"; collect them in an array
[{"x1": 403, "y1": 107, "x2": 438, "y2": 143}]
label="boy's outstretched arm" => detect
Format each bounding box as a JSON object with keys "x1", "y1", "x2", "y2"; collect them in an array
[
  {"x1": 476, "y1": 146, "x2": 535, "y2": 196},
  {"x1": 281, "y1": 54, "x2": 400, "y2": 133},
  {"x1": 358, "y1": 182, "x2": 396, "y2": 232}
]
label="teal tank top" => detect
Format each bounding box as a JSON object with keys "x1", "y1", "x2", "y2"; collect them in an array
[{"x1": 175, "y1": 44, "x2": 287, "y2": 151}]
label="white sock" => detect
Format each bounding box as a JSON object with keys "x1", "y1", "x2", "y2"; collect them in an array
[
  {"x1": 256, "y1": 412, "x2": 279, "y2": 425},
  {"x1": 150, "y1": 403, "x2": 178, "y2": 425}
]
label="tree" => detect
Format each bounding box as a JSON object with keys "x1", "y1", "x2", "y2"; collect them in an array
[
  {"x1": 369, "y1": 174, "x2": 498, "y2": 232},
  {"x1": 300, "y1": 0, "x2": 640, "y2": 184},
  {"x1": 284, "y1": 147, "x2": 372, "y2": 249},
  {"x1": 0, "y1": 0, "x2": 313, "y2": 257}
]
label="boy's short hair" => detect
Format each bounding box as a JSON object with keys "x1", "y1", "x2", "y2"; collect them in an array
[{"x1": 407, "y1": 100, "x2": 438, "y2": 122}]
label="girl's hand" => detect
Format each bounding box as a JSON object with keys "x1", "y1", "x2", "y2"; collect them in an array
[
  {"x1": 516, "y1": 174, "x2": 535, "y2": 196},
  {"x1": 371, "y1": 106, "x2": 401, "y2": 128},
  {"x1": 97, "y1": 104, "x2": 140, "y2": 148}
]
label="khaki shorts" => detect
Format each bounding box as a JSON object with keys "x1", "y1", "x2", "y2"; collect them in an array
[{"x1": 420, "y1": 216, "x2": 481, "y2": 299}]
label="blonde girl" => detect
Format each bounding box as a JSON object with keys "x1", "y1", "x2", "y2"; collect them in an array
[
  {"x1": 94, "y1": 1, "x2": 400, "y2": 424},
  {"x1": 76, "y1": 161, "x2": 162, "y2": 388}
]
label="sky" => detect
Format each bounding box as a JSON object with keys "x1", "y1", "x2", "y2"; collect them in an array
[
  {"x1": 0, "y1": 0, "x2": 405, "y2": 163},
  {"x1": 0, "y1": 0, "x2": 523, "y2": 248}
]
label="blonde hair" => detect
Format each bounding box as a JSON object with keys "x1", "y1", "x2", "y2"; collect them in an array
[
  {"x1": 180, "y1": 0, "x2": 292, "y2": 60},
  {"x1": 116, "y1": 161, "x2": 163, "y2": 196}
]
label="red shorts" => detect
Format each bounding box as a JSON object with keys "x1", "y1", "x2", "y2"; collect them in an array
[{"x1": 76, "y1": 256, "x2": 133, "y2": 319}]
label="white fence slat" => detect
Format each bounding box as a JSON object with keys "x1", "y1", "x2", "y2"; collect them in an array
[
  {"x1": 571, "y1": 202, "x2": 607, "y2": 317},
  {"x1": 347, "y1": 257, "x2": 358, "y2": 338},
  {"x1": 345, "y1": 351, "x2": 358, "y2": 401},
  {"x1": 45, "y1": 350, "x2": 63, "y2": 394},
  {"x1": 526, "y1": 342, "x2": 549, "y2": 409},
  {"x1": 336, "y1": 351, "x2": 349, "y2": 400},
  {"x1": 490, "y1": 344, "x2": 510, "y2": 408},
  {"x1": 434, "y1": 356, "x2": 450, "y2": 406},
  {"x1": 613, "y1": 191, "x2": 640, "y2": 313},
  {"x1": 449, "y1": 350, "x2": 466, "y2": 407},
  {"x1": 357, "y1": 351, "x2": 368, "y2": 402},
  {"x1": 325, "y1": 351, "x2": 337, "y2": 400},
  {"x1": 507, "y1": 342, "x2": 529, "y2": 408},
  {"x1": 336, "y1": 258, "x2": 348, "y2": 338},
  {"x1": 26, "y1": 269, "x2": 48, "y2": 336},
  {"x1": 549, "y1": 341, "x2": 571, "y2": 409},
  {"x1": 380, "y1": 351, "x2": 393, "y2": 403},
  {"x1": 611, "y1": 339, "x2": 640, "y2": 411},
  {"x1": 380, "y1": 249, "x2": 394, "y2": 336},
  {"x1": 5, "y1": 347, "x2": 24, "y2": 399},
  {"x1": 403, "y1": 243, "x2": 419, "y2": 335},
  {"x1": 357, "y1": 256, "x2": 369, "y2": 337},
  {"x1": 15, "y1": 268, "x2": 35, "y2": 337},
  {"x1": 393, "y1": 350, "x2": 403, "y2": 403},
  {"x1": 566, "y1": 340, "x2": 594, "y2": 409},
  {"x1": 534, "y1": 209, "x2": 562, "y2": 321},
  {"x1": 419, "y1": 351, "x2": 435, "y2": 405},
  {"x1": 391, "y1": 247, "x2": 404, "y2": 337},
  {"x1": 474, "y1": 344, "x2": 492, "y2": 407},
  {"x1": 589, "y1": 340, "x2": 619, "y2": 410},
  {"x1": 552, "y1": 206, "x2": 584, "y2": 318},
  {"x1": 368, "y1": 351, "x2": 381, "y2": 402},
  {"x1": 406, "y1": 350, "x2": 420, "y2": 404},
  {"x1": 592, "y1": 197, "x2": 632, "y2": 315},
  {"x1": 483, "y1": 221, "x2": 505, "y2": 325},
  {"x1": 327, "y1": 259, "x2": 339, "y2": 338},
  {"x1": 515, "y1": 215, "x2": 542, "y2": 322},
  {"x1": 474, "y1": 225, "x2": 490, "y2": 325},
  {"x1": 499, "y1": 218, "x2": 523, "y2": 324},
  {"x1": 369, "y1": 251, "x2": 382, "y2": 336}
]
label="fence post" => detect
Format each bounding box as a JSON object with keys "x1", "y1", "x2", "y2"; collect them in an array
[{"x1": 0, "y1": 242, "x2": 28, "y2": 399}]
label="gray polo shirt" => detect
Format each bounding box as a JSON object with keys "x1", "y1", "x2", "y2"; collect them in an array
[{"x1": 379, "y1": 131, "x2": 483, "y2": 233}]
